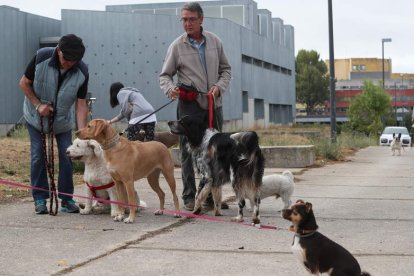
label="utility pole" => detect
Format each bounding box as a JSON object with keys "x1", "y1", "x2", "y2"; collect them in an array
[{"x1": 328, "y1": 0, "x2": 336, "y2": 142}]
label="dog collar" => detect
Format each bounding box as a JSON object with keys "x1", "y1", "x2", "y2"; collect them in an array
[
  {"x1": 289, "y1": 225, "x2": 317, "y2": 237},
  {"x1": 85, "y1": 182, "x2": 115, "y2": 198},
  {"x1": 294, "y1": 231, "x2": 317, "y2": 238},
  {"x1": 101, "y1": 134, "x2": 120, "y2": 150}
]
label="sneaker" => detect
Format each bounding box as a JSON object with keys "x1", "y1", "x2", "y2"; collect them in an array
[
  {"x1": 34, "y1": 199, "x2": 48, "y2": 214},
  {"x1": 183, "y1": 201, "x2": 195, "y2": 211},
  {"x1": 61, "y1": 200, "x2": 80, "y2": 213}
]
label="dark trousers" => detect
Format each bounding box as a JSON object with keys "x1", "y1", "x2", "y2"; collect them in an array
[
  {"x1": 177, "y1": 100, "x2": 223, "y2": 204},
  {"x1": 127, "y1": 122, "x2": 156, "y2": 141}
]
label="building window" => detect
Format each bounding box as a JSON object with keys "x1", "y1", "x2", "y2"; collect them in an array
[
  {"x1": 352, "y1": 64, "x2": 366, "y2": 71},
  {"x1": 254, "y1": 99, "x2": 264, "y2": 119},
  {"x1": 242, "y1": 91, "x2": 248, "y2": 113}
]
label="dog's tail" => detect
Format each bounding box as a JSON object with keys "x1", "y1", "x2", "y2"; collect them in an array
[{"x1": 282, "y1": 170, "x2": 294, "y2": 182}]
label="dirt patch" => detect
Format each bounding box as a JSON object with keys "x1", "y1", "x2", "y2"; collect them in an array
[{"x1": 0, "y1": 137, "x2": 83, "y2": 204}]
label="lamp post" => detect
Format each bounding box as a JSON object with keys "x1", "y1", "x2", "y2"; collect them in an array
[
  {"x1": 394, "y1": 82, "x2": 397, "y2": 123},
  {"x1": 328, "y1": 0, "x2": 336, "y2": 143},
  {"x1": 382, "y1": 38, "x2": 392, "y2": 89}
]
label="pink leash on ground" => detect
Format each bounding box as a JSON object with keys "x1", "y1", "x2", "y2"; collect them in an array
[{"x1": 0, "y1": 178, "x2": 282, "y2": 231}]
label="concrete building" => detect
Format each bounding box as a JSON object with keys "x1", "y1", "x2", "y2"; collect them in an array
[{"x1": 0, "y1": 0, "x2": 295, "y2": 136}]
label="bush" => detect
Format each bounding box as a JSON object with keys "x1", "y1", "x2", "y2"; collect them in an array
[{"x1": 311, "y1": 137, "x2": 342, "y2": 161}]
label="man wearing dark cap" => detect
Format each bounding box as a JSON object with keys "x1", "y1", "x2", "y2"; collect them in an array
[{"x1": 19, "y1": 34, "x2": 89, "y2": 214}]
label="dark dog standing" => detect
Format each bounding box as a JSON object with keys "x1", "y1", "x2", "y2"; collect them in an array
[
  {"x1": 168, "y1": 115, "x2": 265, "y2": 224},
  {"x1": 282, "y1": 200, "x2": 371, "y2": 276}
]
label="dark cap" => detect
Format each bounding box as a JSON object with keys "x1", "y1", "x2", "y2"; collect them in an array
[{"x1": 58, "y1": 34, "x2": 85, "y2": 61}]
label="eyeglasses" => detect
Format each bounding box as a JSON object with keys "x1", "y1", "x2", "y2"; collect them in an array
[{"x1": 180, "y1": 17, "x2": 199, "y2": 23}]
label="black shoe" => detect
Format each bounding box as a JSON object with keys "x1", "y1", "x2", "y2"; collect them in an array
[
  {"x1": 221, "y1": 202, "x2": 229, "y2": 210},
  {"x1": 34, "y1": 199, "x2": 48, "y2": 214},
  {"x1": 202, "y1": 200, "x2": 229, "y2": 210},
  {"x1": 61, "y1": 200, "x2": 80, "y2": 213},
  {"x1": 183, "y1": 201, "x2": 195, "y2": 211}
]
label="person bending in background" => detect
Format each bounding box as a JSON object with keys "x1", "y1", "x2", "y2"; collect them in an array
[{"x1": 108, "y1": 82, "x2": 156, "y2": 141}]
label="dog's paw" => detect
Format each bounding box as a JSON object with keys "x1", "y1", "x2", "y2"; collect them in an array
[
  {"x1": 214, "y1": 211, "x2": 223, "y2": 216},
  {"x1": 192, "y1": 208, "x2": 202, "y2": 215},
  {"x1": 174, "y1": 213, "x2": 182, "y2": 218},
  {"x1": 231, "y1": 216, "x2": 244, "y2": 222},
  {"x1": 92, "y1": 206, "x2": 108, "y2": 214},
  {"x1": 154, "y1": 209, "x2": 164, "y2": 215},
  {"x1": 80, "y1": 208, "x2": 92, "y2": 215},
  {"x1": 114, "y1": 214, "x2": 125, "y2": 222},
  {"x1": 110, "y1": 211, "x2": 118, "y2": 218},
  {"x1": 252, "y1": 223, "x2": 261, "y2": 228},
  {"x1": 252, "y1": 218, "x2": 261, "y2": 225},
  {"x1": 123, "y1": 217, "x2": 134, "y2": 223}
]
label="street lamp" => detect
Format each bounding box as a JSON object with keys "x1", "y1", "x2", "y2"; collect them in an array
[{"x1": 382, "y1": 38, "x2": 392, "y2": 89}]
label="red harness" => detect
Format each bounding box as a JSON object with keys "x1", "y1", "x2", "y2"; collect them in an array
[{"x1": 85, "y1": 182, "x2": 115, "y2": 198}]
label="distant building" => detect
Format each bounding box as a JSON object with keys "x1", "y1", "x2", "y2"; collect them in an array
[
  {"x1": 0, "y1": 0, "x2": 296, "y2": 136},
  {"x1": 326, "y1": 58, "x2": 414, "y2": 120}
]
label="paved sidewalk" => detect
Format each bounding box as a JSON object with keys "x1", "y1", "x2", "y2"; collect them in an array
[{"x1": 0, "y1": 146, "x2": 413, "y2": 275}]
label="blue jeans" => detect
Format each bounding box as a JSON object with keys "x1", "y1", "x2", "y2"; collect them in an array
[{"x1": 27, "y1": 123, "x2": 74, "y2": 201}]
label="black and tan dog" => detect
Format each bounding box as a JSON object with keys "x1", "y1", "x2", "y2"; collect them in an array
[{"x1": 282, "y1": 200, "x2": 371, "y2": 276}]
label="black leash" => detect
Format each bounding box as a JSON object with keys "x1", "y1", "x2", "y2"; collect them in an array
[
  {"x1": 119, "y1": 99, "x2": 174, "y2": 136},
  {"x1": 39, "y1": 113, "x2": 59, "y2": 216}
]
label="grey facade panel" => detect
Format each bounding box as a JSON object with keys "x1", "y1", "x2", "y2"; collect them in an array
[
  {"x1": 0, "y1": 7, "x2": 60, "y2": 124},
  {"x1": 1, "y1": 0, "x2": 295, "y2": 127}
]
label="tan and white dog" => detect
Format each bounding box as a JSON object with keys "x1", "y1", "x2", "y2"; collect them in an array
[
  {"x1": 76, "y1": 119, "x2": 180, "y2": 223},
  {"x1": 66, "y1": 138, "x2": 145, "y2": 217}
]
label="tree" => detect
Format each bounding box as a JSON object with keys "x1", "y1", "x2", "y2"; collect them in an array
[
  {"x1": 296, "y1": 49, "x2": 329, "y2": 113},
  {"x1": 348, "y1": 80, "x2": 392, "y2": 136}
]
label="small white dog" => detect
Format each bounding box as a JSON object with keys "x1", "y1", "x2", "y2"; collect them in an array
[
  {"x1": 66, "y1": 139, "x2": 145, "y2": 217},
  {"x1": 390, "y1": 133, "x2": 402, "y2": 156},
  {"x1": 250, "y1": 170, "x2": 295, "y2": 211}
]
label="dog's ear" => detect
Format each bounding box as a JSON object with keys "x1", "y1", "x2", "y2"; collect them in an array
[
  {"x1": 305, "y1": 202, "x2": 313, "y2": 213},
  {"x1": 93, "y1": 120, "x2": 108, "y2": 137},
  {"x1": 296, "y1": 199, "x2": 305, "y2": 204},
  {"x1": 398, "y1": 133, "x2": 402, "y2": 138},
  {"x1": 393, "y1": 133, "x2": 396, "y2": 138},
  {"x1": 87, "y1": 140, "x2": 101, "y2": 156}
]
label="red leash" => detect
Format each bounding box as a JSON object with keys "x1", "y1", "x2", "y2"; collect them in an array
[{"x1": 208, "y1": 92, "x2": 214, "y2": 128}]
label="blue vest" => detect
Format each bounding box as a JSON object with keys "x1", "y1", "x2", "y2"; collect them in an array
[{"x1": 23, "y1": 47, "x2": 88, "y2": 134}]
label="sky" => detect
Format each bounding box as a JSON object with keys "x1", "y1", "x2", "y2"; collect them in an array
[{"x1": 1, "y1": 0, "x2": 412, "y2": 74}]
